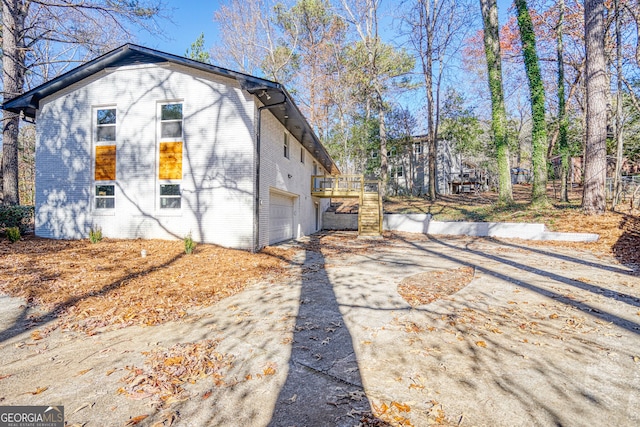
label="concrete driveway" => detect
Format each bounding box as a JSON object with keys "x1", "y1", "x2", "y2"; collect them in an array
[{"x1": 1, "y1": 231, "x2": 639, "y2": 426}]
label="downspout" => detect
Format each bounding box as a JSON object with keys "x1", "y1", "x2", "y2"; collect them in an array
[{"x1": 254, "y1": 100, "x2": 287, "y2": 252}]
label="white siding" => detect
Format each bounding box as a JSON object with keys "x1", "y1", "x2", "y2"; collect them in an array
[
  {"x1": 257, "y1": 110, "x2": 330, "y2": 248},
  {"x1": 35, "y1": 63, "x2": 256, "y2": 249}
]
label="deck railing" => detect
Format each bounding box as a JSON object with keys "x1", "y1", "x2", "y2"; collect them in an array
[{"x1": 311, "y1": 175, "x2": 363, "y2": 197}]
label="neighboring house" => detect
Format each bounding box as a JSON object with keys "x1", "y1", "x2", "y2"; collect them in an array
[
  {"x1": 3, "y1": 44, "x2": 338, "y2": 251},
  {"x1": 385, "y1": 135, "x2": 454, "y2": 196}
]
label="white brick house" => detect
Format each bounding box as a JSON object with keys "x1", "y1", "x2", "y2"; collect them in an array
[{"x1": 3, "y1": 44, "x2": 337, "y2": 250}]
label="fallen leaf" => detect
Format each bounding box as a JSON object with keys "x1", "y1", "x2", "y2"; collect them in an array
[
  {"x1": 106, "y1": 369, "x2": 117, "y2": 376},
  {"x1": 31, "y1": 387, "x2": 48, "y2": 395},
  {"x1": 31, "y1": 330, "x2": 43, "y2": 341},
  {"x1": 633, "y1": 356, "x2": 640, "y2": 363},
  {"x1": 0, "y1": 374, "x2": 11, "y2": 381},
  {"x1": 391, "y1": 401, "x2": 411, "y2": 412},
  {"x1": 124, "y1": 415, "x2": 148, "y2": 426},
  {"x1": 76, "y1": 368, "x2": 92, "y2": 376},
  {"x1": 475, "y1": 341, "x2": 487, "y2": 348},
  {"x1": 549, "y1": 313, "x2": 559, "y2": 319},
  {"x1": 202, "y1": 391, "x2": 212, "y2": 399},
  {"x1": 263, "y1": 366, "x2": 276, "y2": 376},
  {"x1": 71, "y1": 403, "x2": 90, "y2": 415}
]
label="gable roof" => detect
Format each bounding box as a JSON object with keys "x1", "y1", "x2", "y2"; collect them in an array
[{"x1": 3, "y1": 43, "x2": 339, "y2": 174}]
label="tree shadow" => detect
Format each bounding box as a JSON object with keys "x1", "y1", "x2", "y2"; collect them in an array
[
  {"x1": 393, "y1": 233, "x2": 640, "y2": 335},
  {"x1": 268, "y1": 235, "x2": 386, "y2": 426},
  {"x1": 612, "y1": 213, "x2": 640, "y2": 273},
  {"x1": 0, "y1": 240, "x2": 185, "y2": 344}
]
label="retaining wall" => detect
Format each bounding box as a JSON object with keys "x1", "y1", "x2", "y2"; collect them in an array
[{"x1": 322, "y1": 212, "x2": 599, "y2": 242}]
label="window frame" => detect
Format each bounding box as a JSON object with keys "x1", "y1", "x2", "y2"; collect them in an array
[
  {"x1": 300, "y1": 146, "x2": 305, "y2": 164},
  {"x1": 93, "y1": 106, "x2": 117, "y2": 213},
  {"x1": 157, "y1": 101, "x2": 184, "y2": 211}
]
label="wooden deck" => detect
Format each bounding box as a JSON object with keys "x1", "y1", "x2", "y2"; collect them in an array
[{"x1": 311, "y1": 175, "x2": 382, "y2": 236}]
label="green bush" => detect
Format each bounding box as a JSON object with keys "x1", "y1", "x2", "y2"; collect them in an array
[
  {"x1": 89, "y1": 226, "x2": 103, "y2": 244},
  {"x1": 184, "y1": 233, "x2": 196, "y2": 254},
  {"x1": 0, "y1": 205, "x2": 34, "y2": 233},
  {"x1": 6, "y1": 226, "x2": 21, "y2": 243}
]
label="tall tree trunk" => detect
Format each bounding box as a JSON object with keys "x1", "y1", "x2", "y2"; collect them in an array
[
  {"x1": 612, "y1": 0, "x2": 624, "y2": 209},
  {"x1": 479, "y1": 0, "x2": 513, "y2": 204},
  {"x1": 583, "y1": 0, "x2": 608, "y2": 214},
  {"x1": 556, "y1": 0, "x2": 570, "y2": 203},
  {"x1": 378, "y1": 97, "x2": 388, "y2": 196},
  {"x1": 419, "y1": 1, "x2": 437, "y2": 201},
  {"x1": 2, "y1": 0, "x2": 27, "y2": 206},
  {"x1": 515, "y1": 0, "x2": 548, "y2": 206}
]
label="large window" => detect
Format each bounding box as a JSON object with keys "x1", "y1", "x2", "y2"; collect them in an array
[
  {"x1": 158, "y1": 103, "x2": 183, "y2": 209},
  {"x1": 94, "y1": 107, "x2": 116, "y2": 210}
]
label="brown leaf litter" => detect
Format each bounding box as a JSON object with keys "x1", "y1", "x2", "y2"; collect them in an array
[
  {"x1": 397, "y1": 267, "x2": 475, "y2": 307},
  {"x1": 0, "y1": 237, "x2": 295, "y2": 334},
  {"x1": 118, "y1": 339, "x2": 234, "y2": 405}
]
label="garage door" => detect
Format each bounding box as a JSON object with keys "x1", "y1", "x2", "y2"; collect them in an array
[{"x1": 269, "y1": 192, "x2": 294, "y2": 245}]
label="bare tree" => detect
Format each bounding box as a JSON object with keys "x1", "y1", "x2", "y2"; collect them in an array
[
  {"x1": 339, "y1": 0, "x2": 414, "y2": 194},
  {"x1": 1, "y1": 0, "x2": 166, "y2": 206},
  {"x1": 211, "y1": 0, "x2": 298, "y2": 82},
  {"x1": 582, "y1": 0, "x2": 608, "y2": 214},
  {"x1": 404, "y1": 0, "x2": 471, "y2": 200}
]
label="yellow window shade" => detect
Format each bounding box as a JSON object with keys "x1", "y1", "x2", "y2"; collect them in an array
[
  {"x1": 95, "y1": 145, "x2": 116, "y2": 181},
  {"x1": 159, "y1": 142, "x2": 183, "y2": 180}
]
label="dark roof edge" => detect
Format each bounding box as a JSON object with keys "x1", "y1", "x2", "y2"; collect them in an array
[
  {"x1": 2, "y1": 44, "x2": 279, "y2": 114},
  {"x1": 2, "y1": 43, "x2": 339, "y2": 174}
]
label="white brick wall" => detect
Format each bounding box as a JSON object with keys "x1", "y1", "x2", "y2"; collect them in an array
[
  {"x1": 36, "y1": 63, "x2": 256, "y2": 249},
  {"x1": 34, "y1": 62, "x2": 331, "y2": 250},
  {"x1": 257, "y1": 110, "x2": 329, "y2": 248}
]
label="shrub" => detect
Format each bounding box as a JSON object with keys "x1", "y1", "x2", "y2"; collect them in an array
[
  {"x1": 6, "y1": 226, "x2": 21, "y2": 243},
  {"x1": 184, "y1": 233, "x2": 196, "y2": 254},
  {"x1": 89, "y1": 226, "x2": 103, "y2": 244},
  {"x1": 0, "y1": 206, "x2": 34, "y2": 233}
]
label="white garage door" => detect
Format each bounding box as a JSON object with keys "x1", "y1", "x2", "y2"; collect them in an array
[{"x1": 269, "y1": 192, "x2": 294, "y2": 245}]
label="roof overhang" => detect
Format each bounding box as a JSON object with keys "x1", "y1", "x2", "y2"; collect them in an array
[{"x1": 2, "y1": 43, "x2": 339, "y2": 175}]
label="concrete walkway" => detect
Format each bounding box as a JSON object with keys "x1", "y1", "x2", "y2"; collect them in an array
[{"x1": 1, "y1": 232, "x2": 639, "y2": 426}]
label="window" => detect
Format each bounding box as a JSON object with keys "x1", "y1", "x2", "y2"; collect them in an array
[
  {"x1": 96, "y1": 108, "x2": 116, "y2": 142},
  {"x1": 160, "y1": 184, "x2": 181, "y2": 209},
  {"x1": 371, "y1": 150, "x2": 378, "y2": 158},
  {"x1": 397, "y1": 165, "x2": 404, "y2": 178},
  {"x1": 158, "y1": 102, "x2": 183, "y2": 209},
  {"x1": 284, "y1": 133, "x2": 290, "y2": 158},
  {"x1": 96, "y1": 185, "x2": 115, "y2": 209},
  {"x1": 387, "y1": 147, "x2": 396, "y2": 157},
  {"x1": 94, "y1": 108, "x2": 116, "y2": 210},
  {"x1": 414, "y1": 142, "x2": 422, "y2": 154},
  {"x1": 161, "y1": 103, "x2": 183, "y2": 139},
  {"x1": 300, "y1": 146, "x2": 305, "y2": 163}
]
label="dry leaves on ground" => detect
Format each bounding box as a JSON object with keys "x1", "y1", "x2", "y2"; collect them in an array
[
  {"x1": 118, "y1": 339, "x2": 234, "y2": 405},
  {"x1": 397, "y1": 267, "x2": 475, "y2": 307},
  {"x1": 0, "y1": 238, "x2": 295, "y2": 333}
]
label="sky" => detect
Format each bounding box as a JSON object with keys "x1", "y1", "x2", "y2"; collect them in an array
[
  {"x1": 136, "y1": 0, "x2": 513, "y2": 59},
  {"x1": 135, "y1": 1, "x2": 222, "y2": 56}
]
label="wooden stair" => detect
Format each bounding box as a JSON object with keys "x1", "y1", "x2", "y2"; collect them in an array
[
  {"x1": 358, "y1": 191, "x2": 382, "y2": 237},
  {"x1": 311, "y1": 174, "x2": 383, "y2": 237}
]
